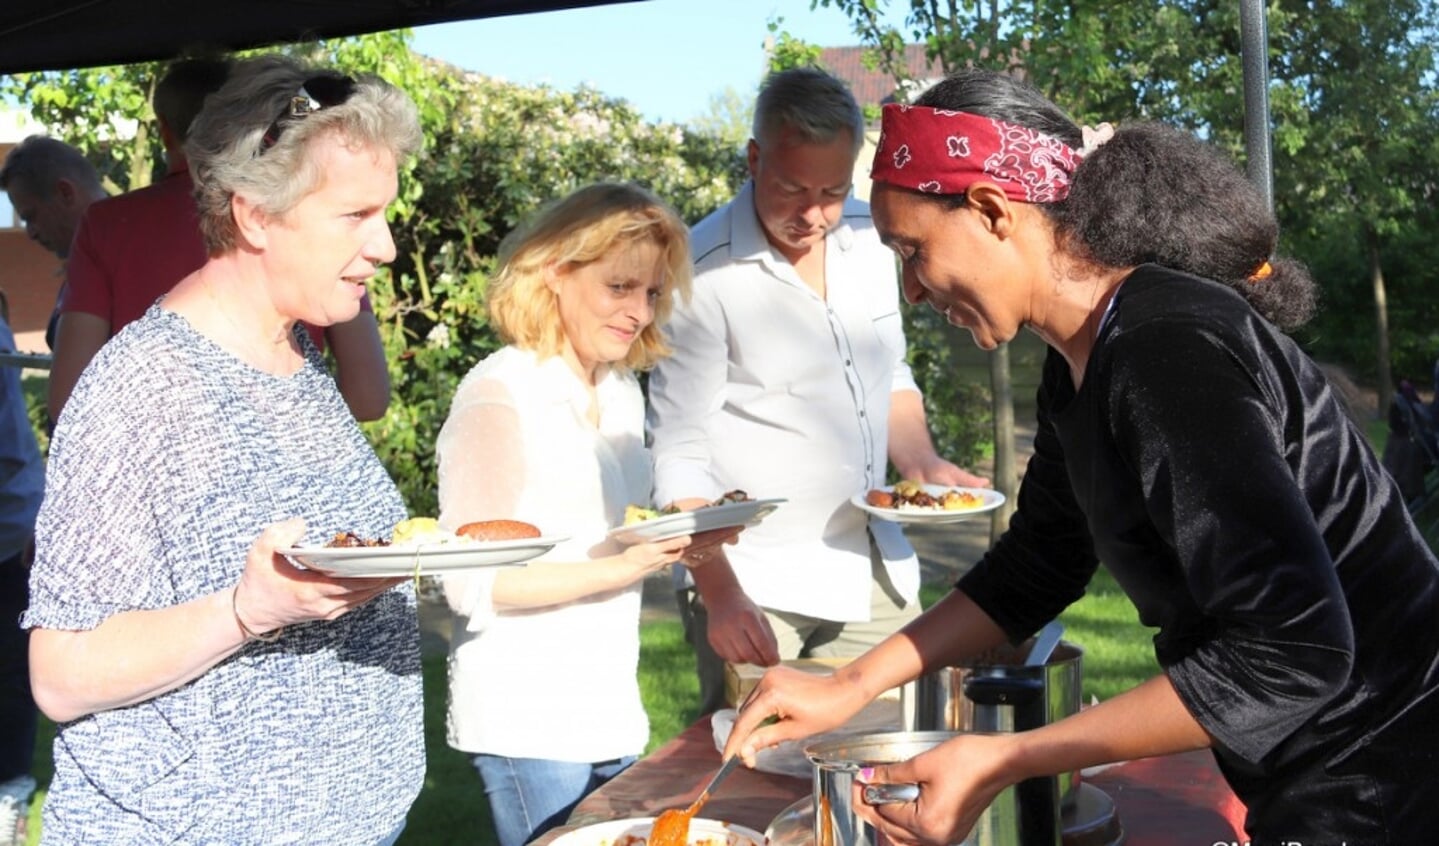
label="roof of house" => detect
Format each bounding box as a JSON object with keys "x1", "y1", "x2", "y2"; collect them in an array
[{"x1": 819, "y1": 44, "x2": 945, "y2": 110}]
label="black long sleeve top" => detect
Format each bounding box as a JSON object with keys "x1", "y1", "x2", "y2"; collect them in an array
[{"x1": 957, "y1": 264, "x2": 1439, "y2": 841}]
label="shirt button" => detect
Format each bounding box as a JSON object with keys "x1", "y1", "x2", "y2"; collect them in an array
[
  {"x1": 845, "y1": 359, "x2": 852, "y2": 366},
  {"x1": 859, "y1": 410, "x2": 866, "y2": 417}
]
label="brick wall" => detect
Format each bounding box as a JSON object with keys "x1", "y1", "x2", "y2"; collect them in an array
[{"x1": 0, "y1": 229, "x2": 62, "y2": 352}]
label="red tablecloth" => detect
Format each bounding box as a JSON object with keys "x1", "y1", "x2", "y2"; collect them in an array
[{"x1": 533, "y1": 717, "x2": 1249, "y2": 845}]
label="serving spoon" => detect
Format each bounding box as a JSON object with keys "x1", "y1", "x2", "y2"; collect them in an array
[
  {"x1": 648, "y1": 753, "x2": 742, "y2": 846},
  {"x1": 1025, "y1": 619, "x2": 1065, "y2": 667}
]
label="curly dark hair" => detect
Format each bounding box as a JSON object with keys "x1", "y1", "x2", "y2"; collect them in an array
[{"x1": 913, "y1": 70, "x2": 1316, "y2": 331}]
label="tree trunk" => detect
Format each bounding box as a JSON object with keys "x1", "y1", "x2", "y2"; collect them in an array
[
  {"x1": 127, "y1": 74, "x2": 161, "y2": 191},
  {"x1": 1370, "y1": 228, "x2": 1393, "y2": 418},
  {"x1": 989, "y1": 342, "x2": 1016, "y2": 544}
]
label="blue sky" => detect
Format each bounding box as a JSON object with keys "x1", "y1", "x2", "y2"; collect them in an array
[{"x1": 410, "y1": 0, "x2": 903, "y2": 124}]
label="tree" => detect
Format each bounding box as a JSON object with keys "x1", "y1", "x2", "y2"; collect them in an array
[{"x1": 1264, "y1": 0, "x2": 1439, "y2": 412}]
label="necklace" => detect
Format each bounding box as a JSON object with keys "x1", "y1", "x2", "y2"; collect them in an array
[{"x1": 204, "y1": 277, "x2": 300, "y2": 376}]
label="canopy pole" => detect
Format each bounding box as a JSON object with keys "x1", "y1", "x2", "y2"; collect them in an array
[{"x1": 1239, "y1": 0, "x2": 1274, "y2": 214}]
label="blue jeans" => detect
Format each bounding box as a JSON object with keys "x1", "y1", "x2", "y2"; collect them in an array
[{"x1": 472, "y1": 754, "x2": 635, "y2": 846}]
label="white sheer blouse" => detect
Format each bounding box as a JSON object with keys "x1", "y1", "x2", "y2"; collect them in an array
[{"x1": 435, "y1": 346, "x2": 653, "y2": 760}]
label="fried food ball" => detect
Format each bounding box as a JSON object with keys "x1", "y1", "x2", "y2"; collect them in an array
[
  {"x1": 457, "y1": 519, "x2": 542, "y2": 541},
  {"x1": 865, "y1": 489, "x2": 895, "y2": 508}
]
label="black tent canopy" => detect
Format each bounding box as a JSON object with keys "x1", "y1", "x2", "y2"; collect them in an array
[{"x1": 0, "y1": 0, "x2": 639, "y2": 75}]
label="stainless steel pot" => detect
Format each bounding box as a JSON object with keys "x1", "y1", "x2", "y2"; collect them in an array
[
  {"x1": 901, "y1": 639, "x2": 1083, "y2": 809},
  {"x1": 804, "y1": 730, "x2": 1058, "y2": 846}
]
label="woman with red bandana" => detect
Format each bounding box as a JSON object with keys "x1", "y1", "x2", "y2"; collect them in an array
[{"x1": 723, "y1": 68, "x2": 1439, "y2": 845}]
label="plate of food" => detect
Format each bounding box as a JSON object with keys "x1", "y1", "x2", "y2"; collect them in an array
[
  {"x1": 606, "y1": 491, "x2": 786, "y2": 545},
  {"x1": 851, "y1": 480, "x2": 1005, "y2": 524},
  {"x1": 549, "y1": 817, "x2": 766, "y2": 846},
  {"x1": 283, "y1": 517, "x2": 565, "y2": 577}
]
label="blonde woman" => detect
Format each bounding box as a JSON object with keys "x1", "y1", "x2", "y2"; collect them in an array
[{"x1": 437, "y1": 183, "x2": 730, "y2": 846}]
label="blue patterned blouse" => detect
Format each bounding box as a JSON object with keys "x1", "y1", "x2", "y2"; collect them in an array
[{"x1": 24, "y1": 305, "x2": 423, "y2": 844}]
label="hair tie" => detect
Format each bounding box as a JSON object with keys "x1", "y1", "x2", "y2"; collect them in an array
[
  {"x1": 1079, "y1": 123, "x2": 1115, "y2": 157},
  {"x1": 1248, "y1": 261, "x2": 1274, "y2": 283}
]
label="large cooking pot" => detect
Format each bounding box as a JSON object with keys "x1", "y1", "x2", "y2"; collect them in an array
[
  {"x1": 901, "y1": 639, "x2": 1083, "y2": 809},
  {"x1": 804, "y1": 730, "x2": 1059, "y2": 846}
]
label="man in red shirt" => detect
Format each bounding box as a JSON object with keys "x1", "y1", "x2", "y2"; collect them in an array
[{"x1": 49, "y1": 57, "x2": 391, "y2": 425}]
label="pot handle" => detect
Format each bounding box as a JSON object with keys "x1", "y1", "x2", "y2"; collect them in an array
[
  {"x1": 961, "y1": 674, "x2": 1043, "y2": 706},
  {"x1": 861, "y1": 783, "x2": 920, "y2": 805}
]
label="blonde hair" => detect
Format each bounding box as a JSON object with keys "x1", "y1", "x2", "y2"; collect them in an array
[{"x1": 487, "y1": 183, "x2": 692, "y2": 372}]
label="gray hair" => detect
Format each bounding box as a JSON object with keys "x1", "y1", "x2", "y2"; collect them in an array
[
  {"x1": 0, "y1": 135, "x2": 103, "y2": 197},
  {"x1": 186, "y1": 53, "x2": 423, "y2": 255},
  {"x1": 751, "y1": 67, "x2": 864, "y2": 156}
]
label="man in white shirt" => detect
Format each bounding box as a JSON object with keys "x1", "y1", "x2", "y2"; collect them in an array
[{"x1": 648, "y1": 67, "x2": 987, "y2": 714}]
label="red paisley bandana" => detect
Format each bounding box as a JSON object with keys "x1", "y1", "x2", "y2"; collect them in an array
[{"x1": 871, "y1": 103, "x2": 1079, "y2": 203}]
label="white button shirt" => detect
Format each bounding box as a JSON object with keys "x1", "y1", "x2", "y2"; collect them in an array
[{"x1": 648, "y1": 181, "x2": 921, "y2": 621}]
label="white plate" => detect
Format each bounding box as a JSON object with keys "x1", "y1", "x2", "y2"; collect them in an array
[
  {"x1": 550, "y1": 817, "x2": 766, "y2": 846},
  {"x1": 281, "y1": 536, "x2": 566, "y2": 578},
  {"x1": 606, "y1": 499, "x2": 786, "y2": 545},
  {"x1": 850, "y1": 484, "x2": 1005, "y2": 524}
]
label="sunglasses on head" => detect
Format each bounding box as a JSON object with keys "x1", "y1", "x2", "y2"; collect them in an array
[{"x1": 257, "y1": 74, "x2": 357, "y2": 155}]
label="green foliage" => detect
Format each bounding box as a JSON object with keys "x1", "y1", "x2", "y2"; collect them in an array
[
  {"x1": 1265, "y1": 0, "x2": 1439, "y2": 383},
  {"x1": 766, "y1": 16, "x2": 826, "y2": 71},
  {"x1": 21, "y1": 375, "x2": 48, "y2": 457}
]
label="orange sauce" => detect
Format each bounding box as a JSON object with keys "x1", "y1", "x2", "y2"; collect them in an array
[
  {"x1": 817, "y1": 793, "x2": 833, "y2": 846},
  {"x1": 649, "y1": 807, "x2": 695, "y2": 846}
]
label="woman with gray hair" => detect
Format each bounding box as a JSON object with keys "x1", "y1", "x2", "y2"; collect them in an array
[{"x1": 23, "y1": 54, "x2": 424, "y2": 844}]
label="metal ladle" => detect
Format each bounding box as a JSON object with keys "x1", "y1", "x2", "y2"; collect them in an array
[{"x1": 1024, "y1": 620, "x2": 1065, "y2": 667}]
